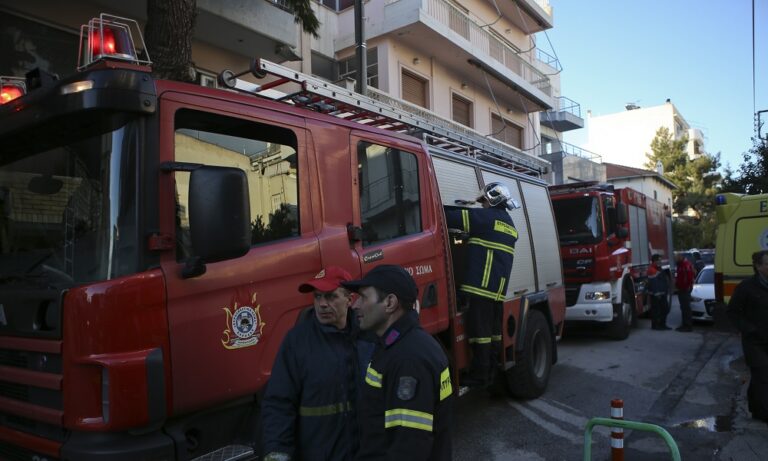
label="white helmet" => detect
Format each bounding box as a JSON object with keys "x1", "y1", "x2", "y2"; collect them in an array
[{"x1": 479, "y1": 182, "x2": 512, "y2": 208}]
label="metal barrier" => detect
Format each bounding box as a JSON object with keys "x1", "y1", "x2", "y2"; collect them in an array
[{"x1": 583, "y1": 417, "x2": 681, "y2": 461}]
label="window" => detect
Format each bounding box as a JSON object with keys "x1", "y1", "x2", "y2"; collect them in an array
[
  {"x1": 338, "y1": 48, "x2": 378, "y2": 88},
  {"x1": 402, "y1": 70, "x2": 428, "y2": 108},
  {"x1": 491, "y1": 114, "x2": 523, "y2": 149},
  {"x1": 358, "y1": 142, "x2": 421, "y2": 246},
  {"x1": 452, "y1": 94, "x2": 472, "y2": 127},
  {"x1": 174, "y1": 110, "x2": 300, "y2": 260}
]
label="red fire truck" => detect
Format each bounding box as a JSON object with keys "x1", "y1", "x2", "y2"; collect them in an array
[
  {"x1": 0, "y1": 15, "x2": 566, "y2": 460},
  {"x1": 549, "y1": 182, "x2": 673, "y2": 340}
]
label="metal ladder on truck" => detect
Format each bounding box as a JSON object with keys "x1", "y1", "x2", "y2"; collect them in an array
[{"x1": 217, "y1": 59, "x2": 551, "y2": 177}]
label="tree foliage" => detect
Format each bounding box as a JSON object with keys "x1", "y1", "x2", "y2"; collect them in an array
[
  {"x1": 644, "y1": 127, "x2": 721, "y2": 248},
  {"x1": 720, "y1": 138, "x2": 768, "y2": 194},
  {"x1": 144, "y1": 0, "x2": 320, "y2": 82}
]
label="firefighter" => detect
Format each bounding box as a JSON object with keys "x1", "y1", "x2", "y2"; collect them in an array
[
  {"x1": 342, "y1": 265, "x2": 453, "y2": 461},
  {"x1": 647, "y1": 254, "x2": 671, "y2": 330},
  {"x1": 261, "y1": 266, "x2": 374, "y2": 461},
  {"x1": 444, "y1": 182, "x2": 518, "y2": 387},
  {"x1": 727, "y1": 250, "x2": 768, "y2": 423}
]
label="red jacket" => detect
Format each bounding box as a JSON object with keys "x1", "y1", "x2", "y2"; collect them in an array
[{"x1": 675, "y1": 258, "x2": 696, "y2": 292}]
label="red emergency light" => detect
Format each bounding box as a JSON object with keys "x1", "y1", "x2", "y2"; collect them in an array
[
  {"x1": 78, "y1": 14, "x2": 151, "y2": 70},
  {"x1": 0, "y1": 77, "x2": 26, "y2": 104}
]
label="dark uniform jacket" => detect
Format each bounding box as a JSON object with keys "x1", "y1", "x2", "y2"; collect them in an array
[
  {"x1": 262, "y1": 309, "x2": 374, "y2": 461},
  {"x1": 356, "y1": 310, "x2": 453, "y2": 461},
  {"x1": 647, "y1": 264, "x2": 669, "y2": 296},
  {"x1": 727, "y1": 275, "x2": 768, "y2": 367},
  {"x1": 444, "y1": 205, "x2": 517, "y2": 301}
]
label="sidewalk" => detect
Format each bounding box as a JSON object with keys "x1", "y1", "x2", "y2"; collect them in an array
[{"x1": 717, "y1": 359, "x2": 768, "y2": 460}]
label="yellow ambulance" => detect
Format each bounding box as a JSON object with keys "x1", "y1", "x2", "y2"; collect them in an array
[{"x1": 714, "y1": 192, "x2": 768, "y2": 302}]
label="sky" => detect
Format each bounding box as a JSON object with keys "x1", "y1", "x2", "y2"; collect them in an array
[{"x1": 540, "y1": 0, "x2": 767, "y2": 172}]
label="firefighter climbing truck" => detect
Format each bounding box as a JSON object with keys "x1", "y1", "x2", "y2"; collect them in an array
[
  {"x1": 549, "y1": 182, "x2": 673, "y2": 339},
  {"x1": 0, "y1": 14, "x2": 566, "y2": 461}
]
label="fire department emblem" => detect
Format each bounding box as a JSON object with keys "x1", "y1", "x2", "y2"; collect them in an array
[{"x1": 221, "y1": 292, "x2": 265, "y2": 350}]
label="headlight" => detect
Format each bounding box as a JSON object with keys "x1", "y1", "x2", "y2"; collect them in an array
[{"x1": 585, "y1": 291, "x2": 611, "y2": 301}]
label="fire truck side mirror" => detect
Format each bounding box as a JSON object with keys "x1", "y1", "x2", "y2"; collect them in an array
[
  {"x1": 616, "y1": 203, "x2": 628, "y2": 225},
  {"x1": 187, "y1": 166, "x2": 251, "y2": 270}
]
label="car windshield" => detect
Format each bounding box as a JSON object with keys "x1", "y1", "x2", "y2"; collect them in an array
[
  {"x1": 0, "y1": 119, "x2": 140, "y2": 289},
  {"x1": 696, "y1": 267, "x2": 714, "y2": 284},
  {"x1": 553, "y1": 196, "x2": 603, "y2": 245}
]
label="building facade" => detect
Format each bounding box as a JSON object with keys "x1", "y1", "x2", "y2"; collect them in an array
[
  {"x1": 585, "y1": 100, "x2": 706, "y2": 169},
  {"x1": 604, "y1": 162, "x2": 676, "y2": 211},
  {"x1": 0, "y1": 0, "x2": 592, "y2": 184}
]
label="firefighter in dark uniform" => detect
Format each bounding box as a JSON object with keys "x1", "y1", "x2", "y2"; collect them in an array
[
  {"x1": 343, "y1": 265, "x2": 453, "y2": 461},
  {"x1": 444, "y1": 182, "x2": 518, "y2": 386},
  {"x1": 261, "y1": 266, "x2": 374, "y2": 461}
]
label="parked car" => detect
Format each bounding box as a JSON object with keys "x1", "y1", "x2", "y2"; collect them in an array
[
  {"x1": 691, "y1": 264, "x2": 715, "y2": 322},
  {"x1": 675, "y1": 249, "x2": 715, "y2": 274}
]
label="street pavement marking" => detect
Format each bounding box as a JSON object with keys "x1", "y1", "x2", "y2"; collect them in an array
[
  {"x1": 508, "y1": 398, "x2": 612, "y2": 445},
  {"x1": 507, "y1": 400, "x2": 582, "y2": 444}
]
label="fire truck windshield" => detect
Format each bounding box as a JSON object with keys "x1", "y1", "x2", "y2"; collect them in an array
[
  {"x1": 553, "y1": 196, "x2": 603, "y2": 245},
  {"x1": 0, "y1": 120, "x2": 140, "y2": 288}
]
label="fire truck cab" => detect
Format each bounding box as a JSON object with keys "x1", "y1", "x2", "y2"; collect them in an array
[{"x1": 0, "y1": 15, "x2": 566, "y2": 460}]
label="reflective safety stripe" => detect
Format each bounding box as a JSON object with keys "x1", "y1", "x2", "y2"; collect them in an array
[
  {"x1": 482, "y1": 250, "x2": 493, "y2": 288},
  {"x1": 299, "y1": 401, "x2": 352, "y2": 416},
  {"x1": 460, "y1": 284, "x2": 505, "y2": 301},
  {"x1": 496, "y1": 277, "x2": 506, "y2": 301},
  {"x1": 491, "y1": 335, "x2": 502, "y2": 341},
  {"x1": 468, "y1": 337, "x2": 492, "y2": 344},
  {"x1": 366, "y1": 364, "x2": 383, "y2": 388},
  {"x1": 461, "y1": 209, "x2": 470, "y2": 233},
  {"x1": 384, "y1": 408, "x2": 434, "y2": 432},
  {"x1": 493, "y1": 220, "x2": 518, "y2": 238},
  {"x1": 439, "y1": 367, "x2": 452, "y2": 401},
  {"x1": 467, "y1": 237, "x2": 515, "y2": 255}
]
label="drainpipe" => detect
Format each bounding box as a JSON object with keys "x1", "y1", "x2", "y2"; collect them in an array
[{"x1": 355, "y1": 0, "x2": 367, "y2": 95}]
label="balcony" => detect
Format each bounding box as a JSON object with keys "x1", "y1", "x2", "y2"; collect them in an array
[
  {"x1": 541, "y1": 96, "x2": 584, "y2": 132},
  {"x1": 483, "y1": 0, "x2": 553, "y2": 34},
  {"x1": 336, "y1": 0, "x2": 554, "y2": 112}
]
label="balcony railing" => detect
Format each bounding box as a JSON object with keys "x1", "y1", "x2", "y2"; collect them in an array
[
  {"x1": 549, "y1": 140, "x2": 601, "y2": 162},
  {"x1": 422, "y1": 0, "x2": 552, "y2": 96},
  {"x1": 553, "y1": 96, "x2": 581, "y2": 118},
  {"x1": 536, "y1": 48, "x2": 562, "y2": 72}
]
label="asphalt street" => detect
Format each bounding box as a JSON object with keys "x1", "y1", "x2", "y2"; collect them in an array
[{"x1": 453, "y1": 298, "x2": 768, "y2": 460}]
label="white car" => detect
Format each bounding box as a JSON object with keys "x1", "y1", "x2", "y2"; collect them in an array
[{"x1": 690, "y1": 265, "x2": 715, "y2": 322}]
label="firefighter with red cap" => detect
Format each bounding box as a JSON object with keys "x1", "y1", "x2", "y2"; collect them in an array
[{"x1": 262, "y1": 266, "x2": 374, "y2": 461}]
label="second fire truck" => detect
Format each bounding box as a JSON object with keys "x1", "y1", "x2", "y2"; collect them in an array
[{"x1": 549, "y1": 182, "x2": 673, "y2": 339}]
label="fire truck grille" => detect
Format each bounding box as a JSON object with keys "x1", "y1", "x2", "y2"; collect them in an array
[
  {"x1": 0, "y1": 381, "x2": 62, "y2": 409},
  {"x1": 0, "y1": 349, "x2": 28, "y2": 368}
]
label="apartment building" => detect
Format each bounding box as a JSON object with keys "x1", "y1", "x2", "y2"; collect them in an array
[
  {"x1": 585, "y1": 100, "x2": 706, "y2": 169},
  {"x1": 1, "y1": 0, "x2": 590, "y2": 183}
]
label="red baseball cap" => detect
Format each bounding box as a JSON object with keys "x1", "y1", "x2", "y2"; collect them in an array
[{"x1": 298, "y1": 266, "x2": 353, "y2": 293}]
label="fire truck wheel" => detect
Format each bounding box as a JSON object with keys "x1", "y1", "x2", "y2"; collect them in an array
[
  {"x1": 505, "y1": 310, "x2": 552, "y2": 399},
  {"x1": 609, "y1": 292, "x2": 633, "y2": 340}
]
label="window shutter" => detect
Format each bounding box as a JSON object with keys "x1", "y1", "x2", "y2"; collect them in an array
[
  {"x1": 491, "y1": 114, "x2": 523, "y2": 149},
  {"x1": 452, "y1": 94, "x2": 472, "y2": 127},
  {"x1": 402, "y1": 71, "x2": 427, "y2": 108}
]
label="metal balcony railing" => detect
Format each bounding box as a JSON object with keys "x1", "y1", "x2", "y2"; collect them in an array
[
  {"x1": 536, "y1": 48, "x2": 562, "y2": 72},
  {"x1": 421, "y1": 0, "x2": 552, "y2": 96},
  {"x1": 267, "y1": 0, "x2": 292, "y2": 12},
  {"x1": 553, "y1": 96, "x2": 581, "y2": 118},
  {"x1": 550, "y1": 141, "x2": 601, "y2": 162}
]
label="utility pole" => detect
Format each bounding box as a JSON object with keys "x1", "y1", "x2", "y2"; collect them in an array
[{"x1": 354, "y1": 0, "x2": 367, "y2": 95}]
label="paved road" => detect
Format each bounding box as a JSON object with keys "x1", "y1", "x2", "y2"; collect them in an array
[{"x1": 453, "y1": 298, "x2": 768, "y2": 460}]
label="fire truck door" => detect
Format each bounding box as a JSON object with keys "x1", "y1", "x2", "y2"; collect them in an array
[
  {"x1": 158, "y1": 97, "x2": 321, "y2": 414},
  {"x1": 349, "y1": 132, "x2": 448, "y2": 333}
]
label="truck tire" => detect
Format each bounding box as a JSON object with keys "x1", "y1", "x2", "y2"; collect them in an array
[
  {"x1": 505, "y1": 310, "x2": 552, "y2": 399},
  {"x1": 609, "y1": 289, "x2": 633, "y2": 340}
]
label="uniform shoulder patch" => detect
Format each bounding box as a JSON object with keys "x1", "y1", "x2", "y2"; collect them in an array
[{"x1": 397, "y1": 376, "x2": 418, "y2": 400}]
